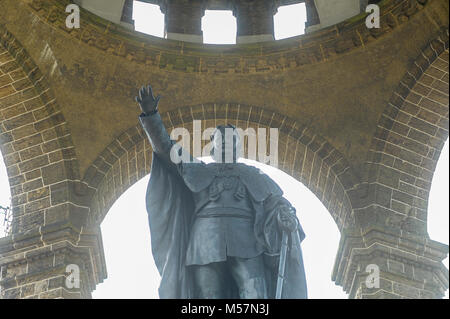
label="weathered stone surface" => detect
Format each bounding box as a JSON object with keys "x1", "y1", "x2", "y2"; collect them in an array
[{"x1": 0, "y1": 0, "x2": 448, "y2": 299}]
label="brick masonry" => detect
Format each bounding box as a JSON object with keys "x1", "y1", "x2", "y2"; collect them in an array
[
  {"x1": 356, "y1": 29, "x2": 449, "y2": 236},
  {"x1": 0, "y1": 26, "x2": 106, "y2": 299},
  {"x1": 84, "y1": 104, "x2": 358, "y2": 232},
  {"x1": 0, "y1": 29, "x2": 81, "y2": 234},
  {"x1": 334, "y1": 29, "x2": 449, "y2": 299},
  {"x1": 22, "y1": 0, "x2": 439, "y2": 74},
  {"x1": 0, "y1": 0, "x2": 448, "y2": 299}
]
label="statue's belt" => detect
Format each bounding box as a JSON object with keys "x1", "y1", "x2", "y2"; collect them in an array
[{"x1": 196, "y1": 207, "x2": 254, "y2": 219}]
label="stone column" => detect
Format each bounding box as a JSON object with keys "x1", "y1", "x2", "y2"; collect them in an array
[
  {"x1": 333, "y1": 222, "x2": 449, "y2": 298},
  {"x1": 160, "y1": 0, "x2": 205, "y2": 43},
  {"x1": 0, "y1": 227, "x2": 106, "y2": 299},
  {"x1": 305, "y1": 0, "x2": 320, "y2": 33},
  {"x1": 232, "y1": 0, "x2": 277, "y2": 44},
  {"x1": 120, "y1": 0, "x2": 136, "y2": 29},
  {"x1": 0, "y1": 213, "x2": 106, "y2": 299},
  {"x1": 0, "y1": 24, "x2": 107, "y2": 299}
]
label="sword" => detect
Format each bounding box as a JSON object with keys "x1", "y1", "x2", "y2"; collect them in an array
[
  {"x1": 275, "y1": 229, "x2": 289, "y2": 299},
  {"x1": 275, "y1": 209, "x2": 300, "y2": 299}
]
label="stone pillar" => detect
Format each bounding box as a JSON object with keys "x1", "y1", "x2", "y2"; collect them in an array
[
  {"x1": 305, "y1": 0, "x2": 320, "y2": 32},
  {"x1": 232, "y1": 0, "x2": 277, "y2": 44},
  {"x1": 120, "y1": 0, "x2": 136, "y2": 29},
  {"x1": 0, "y1": 226, "x2": 106, "y2": 299},
  {"x1": 160, "y1": 0, "x2": 205, "y2": 43},
  {"x1": 0, "y1": 212, "x2": 106, "y2": 299},
  {"x1": 0, "y1": 24, "x2": 107, "y2": 299},
  {"x1": 333, "y1": 223, "x2": 449, "y2": 298}
]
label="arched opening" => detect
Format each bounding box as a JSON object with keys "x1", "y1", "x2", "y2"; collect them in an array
[
  {"x1": 202, "y1": 10, "x2": 237, "y2": 45},
  {"x1": 428, "y1": 138, "x2": 449, "y2": 247},
  {"x1": 132, "y1": 1, "x2": 164, "y2": 38},
  {"x1": 92, "y1": 157, "x2": 347, "y2": 298},
  {"x1": 91, "y1": 174, "x2": 158, "y2": 298},
  {"x1": 131, "y1": 2, "x2": 309, "y2": 43},
  {"x1": 0, "y1": 150, "x2": 12, "y2": 238},
  {"x1": 427, "y1": 138, "x2": 449, "y2": 298},
  {"x1": 274, "y1": 3, "x2": 307, "y2": 40}
]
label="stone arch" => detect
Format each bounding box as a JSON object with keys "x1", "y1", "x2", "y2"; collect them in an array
[
  {"x1": 332, "y1": 30, "x2": 449, "y2": 299},
  {"x1": 0, "y1": 25, "x2": 106, "y2": 299},
  {"x1": 0, "y1": 25, "x2": 89, "y2": 236},
  {"x1": 83, "y1": 103, "x2": 360, "y2": 233},
  {"x1": 359, "y1": 28, "x2": 449, "y2": 236}
]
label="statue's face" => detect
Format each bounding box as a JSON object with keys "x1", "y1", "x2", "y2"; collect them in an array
[{"x1": 212, "y1": 126, "x2": 241, "y2": 163}]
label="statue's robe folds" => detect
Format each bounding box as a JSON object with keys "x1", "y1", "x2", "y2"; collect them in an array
[
  {"x1": 140, "y1": 111, "x2": 307, "y2": 298},
  {"x1": 146, "y1": 155, "x2": 308, "y2": 299}
]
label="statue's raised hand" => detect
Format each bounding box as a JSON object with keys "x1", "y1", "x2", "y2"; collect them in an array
[{"x1": 135, "y1": 85, "x2": 161, "y2": 115}]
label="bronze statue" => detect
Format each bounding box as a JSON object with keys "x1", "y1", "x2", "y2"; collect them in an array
[{"x1": 136, "y1": 85, "x2": 307, "y2": 299}]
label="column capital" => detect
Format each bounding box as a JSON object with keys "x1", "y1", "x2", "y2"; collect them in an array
[
  {"x1": 333, "y1": 224, "x2": 449, "y2": 298},
  {"x1": 0, "y1": 225, "x2": 106, "y2": 299},
  {"x1": 232, "y1": 0, "x2": 277, "y2": 43},
  {"x1": 161, "y1": 0, "x2": 206, "y2": 43}
]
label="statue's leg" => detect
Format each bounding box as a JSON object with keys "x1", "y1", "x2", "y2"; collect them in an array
[
  {"x1": 192, "y1": 262, "x2": 227, "y2": 299},
  {"x1": 228, "y1": 255, "x2": 268, "y2": 299}
]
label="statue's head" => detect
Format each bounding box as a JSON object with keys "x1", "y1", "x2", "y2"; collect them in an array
[{"x1": 210, "y1": 124, "x2": 241, "y2": 163}]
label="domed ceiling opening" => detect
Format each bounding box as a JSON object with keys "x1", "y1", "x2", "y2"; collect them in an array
[{"x1": 74, "y1": 0, "x2": 376, "y2": 43}]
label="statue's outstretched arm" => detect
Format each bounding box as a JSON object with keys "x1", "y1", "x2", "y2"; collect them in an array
[{"x1": 135, "y1": 85, "x2": 180, "y2": 173}]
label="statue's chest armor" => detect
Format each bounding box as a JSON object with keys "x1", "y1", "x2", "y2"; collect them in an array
[{"x1": 192, "y1": 165, "x2": 253, "y2": 215}]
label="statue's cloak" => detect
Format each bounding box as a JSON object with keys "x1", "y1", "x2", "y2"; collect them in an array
[{"x1": 146, "y1": 154, "x2": 308, "y2": 299}]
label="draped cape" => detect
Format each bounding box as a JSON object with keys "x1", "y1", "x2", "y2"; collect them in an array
[{"x1": 146, "y1": 154, "x2": 308, "y2": 298}]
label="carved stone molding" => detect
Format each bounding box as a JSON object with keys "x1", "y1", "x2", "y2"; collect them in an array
[{"x1": 24, "y1": 0, "x2": 443, "y2": 74}]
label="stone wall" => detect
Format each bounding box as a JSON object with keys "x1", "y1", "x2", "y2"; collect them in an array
[
  {"x1": 0, "y1": 0, "x2": 448, "y2": 298},
  {"x1": 334, "y1": 30, "x2": 449, "y2": 299},
  {"x1": 0, "y1": 25, "x2": 106, "y2": 299}
]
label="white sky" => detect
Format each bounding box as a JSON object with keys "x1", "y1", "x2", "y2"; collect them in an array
[
  {"x1": 0, "y1": 163, "x2": 10, "y2": 236},
  {"x1": 132, "y1": 1, "x2": 307, "y2": 42},
  {"x1": 0, "y1": 1, "x2": 448, "y2": 299}
]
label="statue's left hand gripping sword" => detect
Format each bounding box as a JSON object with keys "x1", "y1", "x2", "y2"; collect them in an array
[{"x1": 275, "y1": 210, "x2": 301, "y2": 299}]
